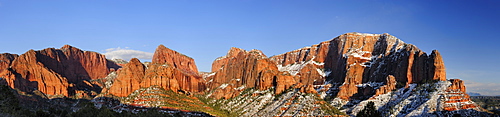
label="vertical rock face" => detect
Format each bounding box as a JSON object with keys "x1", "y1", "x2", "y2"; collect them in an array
[
  {"x1": 108, "y1": 58, "x2": 145, "y2": 97},
  {"x1": 430, "y1": 50, "x2": 447, "y2": 81},
  {"x1": 269, "y1": 33, "x2": 447, "y2": 100},
  {"x1": 0, "y1": 45, "x2": 119, "y2": 97},
  {"x1": 207, "y1": 47, "x2": 295, "y2": 99}
]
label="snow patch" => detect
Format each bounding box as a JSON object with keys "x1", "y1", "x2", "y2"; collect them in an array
[
  {"x1": 355, "y1": 82, "x2": 384, "y2": 88},
  {"x1": 219, "y1": 84, "x2": 229, "y2": 89},
  {"x1": 277, "y1": 62, "x2": 308, "y2": 75},
  {"x1": 234, "y1": 85, "x2": 245, "y2": 90}
]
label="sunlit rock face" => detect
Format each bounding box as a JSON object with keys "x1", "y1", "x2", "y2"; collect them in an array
[
  {"x1": 269, "y1": 32, "x2": 447, "y2": 100},
  {"x1": 206, "y1": 47, "x2": 295, "y2": 99},
  {"x1": 109, "y1": 45, "x2": 206, "y2": 97},
  {"x1": 0, "y1": 45, "x2": 119, "y2": 98}
]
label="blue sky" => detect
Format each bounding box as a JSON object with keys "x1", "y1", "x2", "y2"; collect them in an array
[{"x1": 0, "y1": 0, "x2": 499, "y2": 95}]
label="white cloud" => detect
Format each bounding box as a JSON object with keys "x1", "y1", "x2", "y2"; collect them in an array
[
  {"x1": 463, "y1": 80, "x2": 500, "y2": 96},
  {"x1": 103, "y1": 47, "x2": 153, "y2": 61}
]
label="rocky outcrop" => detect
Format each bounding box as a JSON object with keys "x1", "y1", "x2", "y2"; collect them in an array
[
  {"x1": 0, "y1": 53, "x2": 18, "y2": 73},
  {"x1": 0, "y1": 45, "x2": 119, "y2": 97},
  {"x1": 374, "y1": 75, "x2": 397, "y2": 96},
  {"x1": 448, "y1": 79, "x2": 466, "y2": 93},
  {"x1": 108, "y1": 58, "x2": 145, "y2": 97},
  {"x1": 0, "y1": 53, "x2": 18, "y2": 86},
  {"x1": 442, "y1": 79, "x2": 479, "y2": 111},
  {"x1": 207, "y1": 47, "x2": 296, "y2": 99},
  {"x1": 430, "y1": 50, "x2": 446, "y2": 81},
  {"x1": 270, "y1": 33, "x2": 448, "y2": 100}
]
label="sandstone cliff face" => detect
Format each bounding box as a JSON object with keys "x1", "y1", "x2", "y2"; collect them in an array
[
  {"x1": 270, "y1": 33, "x2": 447, "y2": 100},
  {"x1": 207, "y1": 47, "x2": 295, "y2": 99},
  {"x1": 108, "y1": 58, "x2": 145, "y2": 97},
  {"x1": 153, "y1": 45, "x2": 198, "y2": 75},
  {"x1": 0, "y1": 45, "x2": 119, "y2": 98},
  {"x1": 0, "y1": 53, "x2": 18, "y2": 73},
  {"x1": 109, "y1": 45, "x2": 205, "y2": 97}
]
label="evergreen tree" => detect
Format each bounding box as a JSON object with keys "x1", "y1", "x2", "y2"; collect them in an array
[{"x1": 356, "y1": 101, "x2": 382, "y2": 117}]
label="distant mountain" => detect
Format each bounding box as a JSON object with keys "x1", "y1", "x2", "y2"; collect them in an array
[
  {"x1": 0, "y1": 32, "x2": 495, "y2": 116},
  {"x1": 468, "y1": 92, "x2": 482, "y2": 96}
]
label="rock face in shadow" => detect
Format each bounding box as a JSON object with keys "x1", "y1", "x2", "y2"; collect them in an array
[
  {"x1": 269, "y1": 33, "x2": 447, "y2": 100},
  {"x1": 0, "y1": 45, "x2": 119, "y2": 98}
]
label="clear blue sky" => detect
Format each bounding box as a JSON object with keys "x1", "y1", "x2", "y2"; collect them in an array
[{"x1": 0, "y1": 0, "x2": 499, "y2": 95}]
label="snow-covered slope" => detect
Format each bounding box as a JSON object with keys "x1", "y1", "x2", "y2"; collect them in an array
[
  {"x1": 332, "y1": 81, "x2": 491, "y2": 117},
  {"x1": 206, "y1": 88, "x2": 343, "y2": 116}
]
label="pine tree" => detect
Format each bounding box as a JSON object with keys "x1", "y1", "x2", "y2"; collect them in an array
[{"x1": 356, "y1": 101, "x2": 382, "y2": 117}]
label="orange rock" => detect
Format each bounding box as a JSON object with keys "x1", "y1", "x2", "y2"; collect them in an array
[
  {"x1": 0, "y1": 53, "x2": 18, "y2": 73},
  {"x1": 270, "y1": 32, "x2": 449, "y2": 100},
  {"x1": 430, "y1": 50, "x2": 446, "y2": 81},
  {"x1": 152, "y1": 45, "x2": 198, "y2": 75},
  {"x1": 448, "y1": 79, "x2": 466, "y2": 92},
  {"x1": 141, "y1": 45, "x2": 205, "y2": 94},
  {"x1": 207, "y1": 47, "x2": 296, "y2": 99},
  {"x1": 375, "y1": 75, "x2": 397, "y2": 96},
  {"x1": 0, "y1": 45, "x2": 119, "y2": 98},
  {"x1": 109, "y1": 58, "x2": 146, "y2": 97},
  {"x1": 3, "y1": 49, "x2": 70, "y2": 96}
]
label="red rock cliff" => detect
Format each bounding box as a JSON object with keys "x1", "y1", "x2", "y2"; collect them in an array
[
  {"x1": 109, "y1": 45, "x2": 205, "y2": 97},
  {"x1": 0, "y1": 53, "x2": 18, "y2": 73},
  {"x1": 207, "y1": 47, "x2": 295, "y2": 99},
  {"x1": 270, "y1": 33, "x2": 447, "y2": 100},
  {"x1": 153, "y1": 44, "x2": 198, "y2": 75},
  {"x1": 0, "y1": 45, "x2": 119, "y2": 97},
  {"x1": 108, "y1": 58, "x2": 145, "y2": 97}
]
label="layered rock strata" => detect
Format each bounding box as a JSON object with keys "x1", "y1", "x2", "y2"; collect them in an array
[{"x1": 442, "y1": 79, "x2": 479, "y2": 111}]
